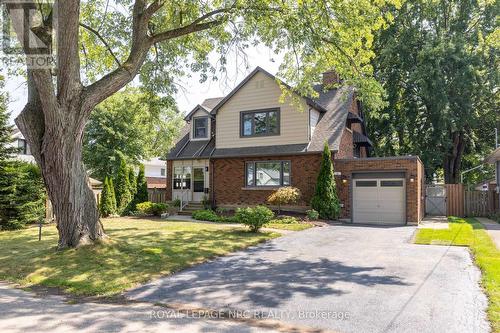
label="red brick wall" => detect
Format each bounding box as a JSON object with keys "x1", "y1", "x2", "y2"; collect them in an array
[
  {"x1": 212, "y1": 154, "x2": 423, "y2": 224},
  {"x1": 213, "y1": 154, "x2": 323, "y2": 208},
  {"x1": 335, "y1": 157, "x2": 423, "y2": 224},
  {"x1": 335, "y1": 129, "x2": 354, "y2": 159},
  {"x1": 168, "y1": 152, "x2": 424, "y2": 223}
]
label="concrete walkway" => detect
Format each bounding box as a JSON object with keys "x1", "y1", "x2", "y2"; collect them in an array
[
  {"x1": 417, "y1": 216, "x2": 449, "y2": 230},
  {"x1": 476, "y1": 217, "x2": 500, "y2": 249}
]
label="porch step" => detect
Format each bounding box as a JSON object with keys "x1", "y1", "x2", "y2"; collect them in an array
[{"x1": 178, "y1": 202, "x2": 204, "y2": 216}]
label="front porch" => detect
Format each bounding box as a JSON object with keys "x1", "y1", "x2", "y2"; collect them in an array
[{"x1": 170, "y1": 159, "x2": 210, "y2": 205}]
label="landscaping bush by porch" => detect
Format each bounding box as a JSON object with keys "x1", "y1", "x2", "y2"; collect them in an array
[{"x1": 235, "y1": 206, "x2": 274, "y2": 232}]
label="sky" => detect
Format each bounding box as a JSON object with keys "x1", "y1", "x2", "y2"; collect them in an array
[{"x1": 4, "y1": 46, "x2": 283, "y2": 124}]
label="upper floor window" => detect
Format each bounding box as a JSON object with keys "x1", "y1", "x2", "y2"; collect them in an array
[
  {"x1": 160, "y1": 168, "x2": 166, "y2": 176},
  {"x1": 193, "y1": 117, "x2": 209, "y2": 139},
  {"x1": 240, "y1": 108, "x2": 280, "y2": 137}
]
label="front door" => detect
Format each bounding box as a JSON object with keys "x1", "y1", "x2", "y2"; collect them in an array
[{"x1": 192, "y1": 167, "x2": 205, "y2": 202}]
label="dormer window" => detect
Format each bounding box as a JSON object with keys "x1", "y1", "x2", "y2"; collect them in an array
[{"x1": 193, "y1": 117, "x2": 209, "y2": 139}]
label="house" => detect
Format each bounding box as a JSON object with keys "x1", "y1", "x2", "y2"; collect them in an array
[
  {"x1": 165, "y1": 67, "x2": 424, "y2": 225},
  {"x1": 485, "y1": 147, "x2": 500, "y2": 208},
  {"x1": 142, "y1": 157, "x2": 167, "y2": 189},
  {"x1": 9, "y1": 127, "x2": 36, "y2": 163},
  {"x1": 474, "y1": 178, "x2": 497, "y2": 192}
]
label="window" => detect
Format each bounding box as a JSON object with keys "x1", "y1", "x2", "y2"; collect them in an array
[
  {"x1": 173, "y1": 166, "x2": 191, "y2": 189},
  {"x1": 240, "y1": 109, "x2": 280, "y2": 137},
  {"x1": 355, "y1": 180, "x2": 377, "y2": 187},
  {"x1": 353, "y1": 145, "x2": 361, "y2": 158},
  {"x1": 193, "y1": 117, "x2": 208, "y2": 139},
  {"x1": 160, "y1": 168, "x2": 166, "y2": 176},
  {"x1": 381, "y1": 180, "x2": 404, "y2": 187},
  {"x1": 17, "y1": 139, "x2": 29, "y2": 155},
  {"x1": 245, "y1": 161, "x2": 290, "y2": 187}
]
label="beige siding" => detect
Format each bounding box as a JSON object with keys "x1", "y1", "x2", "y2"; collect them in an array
[
  {"x1": 189, "y1": 110, "x2": 211, "y2": 141},
  {"x1": 215, "y1": 71, "x2": 310, "y2": 149}
]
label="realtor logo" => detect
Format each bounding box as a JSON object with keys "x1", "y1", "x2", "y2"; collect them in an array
[{"x1": 1, "y1": 0, "x2": 56, "y2": 68}]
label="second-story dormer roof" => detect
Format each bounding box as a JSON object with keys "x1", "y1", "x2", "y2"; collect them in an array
[{"x1": 184, "y1": 97, "x2": 224, "y2": 121}]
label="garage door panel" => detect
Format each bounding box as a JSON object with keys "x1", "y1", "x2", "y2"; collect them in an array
[{"x1": 353, "y1": 177, "x2": 405, "y2": 225}]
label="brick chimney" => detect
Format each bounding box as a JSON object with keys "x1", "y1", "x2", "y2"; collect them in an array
[{"x1": 322, "y1": 70, "x2": 340, "y2": 87}]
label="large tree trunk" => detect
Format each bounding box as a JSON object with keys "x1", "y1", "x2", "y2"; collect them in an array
[
  {"x1": 443, "y1": 130, "x2": 466, "y2": 184},
  {"x1": 16, "y1": 91, "x2": 105, "y2": 249}
]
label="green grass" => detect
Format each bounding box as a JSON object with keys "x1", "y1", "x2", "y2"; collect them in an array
[
  {"x1": 265, "y1": 223, "x2": 313, "y2": 231},
  {"x1": 415, "y1": 217, "x2": 500, "y2": 332},
  {"x1": 0, "y1": 218, "x2": 278, "y2": 296}
]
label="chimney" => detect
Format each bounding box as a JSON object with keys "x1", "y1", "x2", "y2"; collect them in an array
[{"x1": 322, "y1": 70, "x2": 340, "y2": 87}]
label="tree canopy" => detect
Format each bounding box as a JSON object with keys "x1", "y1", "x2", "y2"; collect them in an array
[
  {"x1": 369, "y1": 0, "x2": 499, "y2": 183},
  {"x1": 83, "y1": 88, "x2": 182, "y2": 180},
  {"x1": 2, "y1": 0, "x2": 403, "y2": 248}
]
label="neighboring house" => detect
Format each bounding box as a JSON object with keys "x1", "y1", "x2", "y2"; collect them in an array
[
  {"x1": 142, "y1": 157, "x2": 167, "y2": 189},
  {"x1": 166, "y1": 67, "x2": 425, "y2": 225},
  {"x1": 10, "y1": 127, "x2": 36, "y2": 163},
  {"x1": 474, "y1": 178, "x2": 497, "y2": 192},
  {"x1": 486, "y1": 147, "x2": 500, "y2": 208}
]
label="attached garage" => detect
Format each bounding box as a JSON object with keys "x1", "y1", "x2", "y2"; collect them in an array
[{"x1": 352, "y1": 173, "x2": 406, "y2": 225}]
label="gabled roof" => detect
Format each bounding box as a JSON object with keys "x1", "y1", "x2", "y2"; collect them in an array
[
  {"x1": 168, "y1": 67, "x2": 360, "y2": 160},
  {"x1": 210, "y1": 67, "x2": 328, "y2": 115},
  {"x1": 184, "y1": 97, "x2": 224, "y2": 121},
  {"x1": 307, "y1": 86, "x2": 354, "y2": 152},
  {"x1": 485, "y1": 147, "x2": 500, "y2": 163}
]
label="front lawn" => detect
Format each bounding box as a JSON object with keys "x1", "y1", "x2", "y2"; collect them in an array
[
  {"x1": 265, "y1": 223, "x2": 313, "y2": 231},
  {"x1": 0, "y1": 218, "x2": 278, "y2": 296},
  {"x1": 415, "y1": 217, "x2": 500, "y2": 332}
]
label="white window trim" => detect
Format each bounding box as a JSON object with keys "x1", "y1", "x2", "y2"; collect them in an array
[{"x1": 191, "y1": 116, "x2": 210, "y2": 141}]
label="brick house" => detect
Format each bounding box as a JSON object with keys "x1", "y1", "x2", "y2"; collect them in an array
[{"x1": 166, "y1": 67, "x2": 424, "y2": 225}]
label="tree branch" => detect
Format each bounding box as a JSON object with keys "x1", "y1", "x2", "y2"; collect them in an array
[
  {"x1": 56, "y1": 0, "x2": 83, "y2": 101},
  {"x1": 79, "y1": 22, "x2": 121, "y2": 67},
  {"x1": 151, "y1": 18, "x2": 225, "y2": 44},
  {"x1": 83, "y1": 4, "x2": 230, "y2": 112}
]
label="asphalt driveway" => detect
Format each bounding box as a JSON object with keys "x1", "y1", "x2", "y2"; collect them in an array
[{"x1": 127, "y1": 224, "x2": 489, "y2": 333}]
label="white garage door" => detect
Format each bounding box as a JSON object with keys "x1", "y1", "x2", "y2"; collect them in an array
[{"x1": 353, "y1": 178, "x2": 406, "y2": 225}]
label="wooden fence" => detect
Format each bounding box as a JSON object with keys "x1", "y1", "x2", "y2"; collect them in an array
[
  {"x1": 445, "y1": 184, "x2": 465, "y2": 217},
  {"x1": 148, "y1": 188, "x2": 167, "y2": 203},
  {"x1": 465, "y1": 190, "x2": 499, "y2": 217},
  {"x1": 425, "y1": 184, "x2": 498, "y2": 217}
]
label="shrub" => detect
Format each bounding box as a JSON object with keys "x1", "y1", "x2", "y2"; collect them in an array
[
  {"x1": 0, "y1": 162, "x2": 46, "y2": 229},
  {"x1": 216, "y1": 207, "x2": 229, "y2": 215},
  {"x1": 172, "y1": 198, "x2": 181, "y2": 207},
  {"x1": 136, "y1": 202, "x2": 168, "y2": 216},
  {"x1": 136, "y1": 201, "x2": 153, "y2": 215},
  {"x1": 202, "y1": 195, "x2": 211, "y2": 210},
  {"x1": 306, "y1": 209, "x2": 319, "y2": 220},
  {"x1": 235, "y1": 206, "x2": 274, "y2": 232},
  {"x1": 133, "y1": 164, "x2": 148, "y2": 204},
  {"x1": 100, "y1": 176, "x2": 117, "y2": 217},
  {"x1": 114, "y1": 157, "x2": 132, "y2": 214},
  {"x1": 310, "y1": 143, "x2": 341, "y2": 220},
  {"x1": 192, "y1": 209, "x2": 219, "y2": 222},
  {"x1": 267, "y1": 187, "x2": 301, "y2": 214},
  {"x1": 269, "y1": 216, "x2": 299, "y2": 224}
]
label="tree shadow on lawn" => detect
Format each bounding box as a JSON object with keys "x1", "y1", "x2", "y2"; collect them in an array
[
  {"x1": 129, "y1": 243, "x2": 411, "y2": 309},
  {"x1": 0, "y1": 228, "x2": 278, "y2": 296}
]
